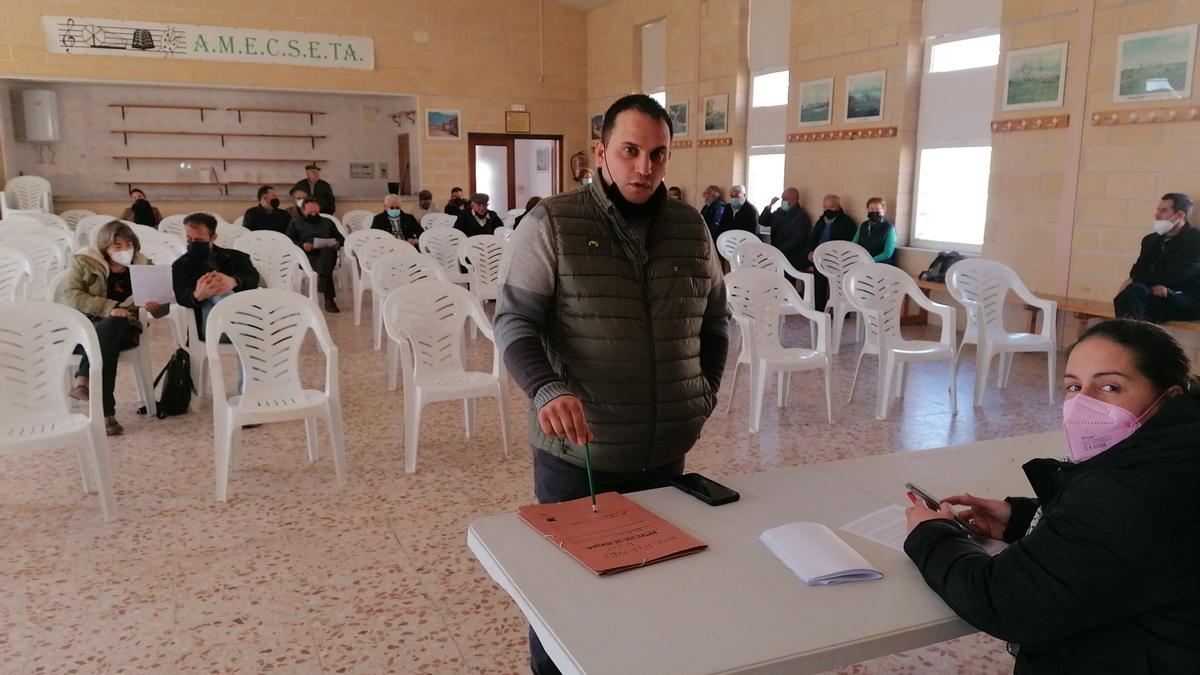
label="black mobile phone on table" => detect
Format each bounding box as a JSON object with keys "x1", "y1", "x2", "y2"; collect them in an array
[
  {"x1": 905, "y1": 482, "x2": 988, "y2": 538},
  {"x1": 671, "y1": 473, "x2": 740, "y2": 506}
]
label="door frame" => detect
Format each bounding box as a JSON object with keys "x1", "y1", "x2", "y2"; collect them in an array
[{"x1": 467, "y1": 132, "x2": 563, "y2": 210}]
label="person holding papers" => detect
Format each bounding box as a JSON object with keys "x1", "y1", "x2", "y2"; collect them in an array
[
  {"x1": 287, "y1": 197, "x2": 344, "y2": 313},
  {"x1": 56, "y1": 220, "x2": 169, "y2": 436},
  {"x1": 904, "y1": 319, "x2": 1200, "y2": 673}
]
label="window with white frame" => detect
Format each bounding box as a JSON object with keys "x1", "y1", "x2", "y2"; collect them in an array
[
  {"x1": 641, "y1": 20, "x2": 666, "y2": 106},
  {"x1": 752, "y1": 70, "x2": 789, "y2": 107},
  {"x1": 747, "y1": 149, "x2": 785, "y2": 208},
  {"x1": 929, "y1": 34, "x2": 1000, "y2": 73},
  {"x1": 912, "y1": 146, "x2": 992, "y2": 246}
]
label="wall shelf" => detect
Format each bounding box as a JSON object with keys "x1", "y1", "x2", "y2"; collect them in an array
[
  {"x1": 226, "y1": 107, "x2": 326, "y2": 124},
  {"x1": 112, "y1": 155, "x2": 325, "y2": 170},
  {"x1": 108, "y1": 103, "x2": 218, "y2": 121},
  {"x1": 110, "y1": 129, "x2": 327, "y2": 148}
]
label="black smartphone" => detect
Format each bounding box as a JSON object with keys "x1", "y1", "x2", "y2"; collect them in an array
[
  {"x1": 671, "y1": 473, "x2": 740, "y2": 506},
  {"x1": 905, "y1": 482, "x2": 988, "y2": 538}
]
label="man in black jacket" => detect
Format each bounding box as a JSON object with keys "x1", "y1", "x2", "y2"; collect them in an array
[
  {"x1": 1114, "y1": 192, "x2": 1200, "y2": 322},
  {"x1": 454, "y1": 192, "x2": 503, "y2": 237},
  {"x1": 287, "y1": 198, "x2": 345, "y2": 312},
  {"x1": 242, "y1": 185, "x2": 290, "y2": 234},
  {"x1": 172, "y1": 212, "x2": 260, "y2": 342},
  {"x1": 290, "y1": 164, "x2": 336, "y2": 215},
  {"x1": 805, "y1": 193, "x2": 858, "y2": 311},
  {"x1": 371, "y1": 194, "x2": 421, "y2": 245},
  {"x1": 444, "y1": 186, "x2": 468, "y2": 216},
  {"x1": 759, "y1": 187, "x2": 811, "y2": 272},
  {"x1": 699, "y1": 185, "x2": 727, "y2": 242},
  {"x1": 718, "y1": 184, "x2": 758, "y2": 236}
]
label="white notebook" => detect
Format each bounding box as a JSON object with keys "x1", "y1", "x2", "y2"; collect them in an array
[{"x1": 760, "y1": 522, "x2": 883, "y2": 586}]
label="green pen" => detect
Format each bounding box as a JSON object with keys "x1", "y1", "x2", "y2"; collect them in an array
[{"x1": 584, "y1": 441, "x2": 597, "y2": 512}]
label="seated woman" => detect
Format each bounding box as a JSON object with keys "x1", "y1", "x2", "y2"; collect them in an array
[
  {"x1": 57, "y1": 220, "x2": 168, "y2": 436},
  {"x1": 513, "y1": 196, "x2": 542, "y2": 228},
  {"x1": 120, "y1": 187, "x2": 163, "y2": 228},
  {"x1": 904, "y1": 319, "x2": 1200, "y2": 672},
  {"x1": 851, "y1": 196, "x2": 896, "y2": 264}
]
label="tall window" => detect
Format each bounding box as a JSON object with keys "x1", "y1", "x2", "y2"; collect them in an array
[
  {"x1": 752, "y1": 70, "x2": 789, "y2": 107},
  {"x1": 641, "y1": 20, "x2": 666, "y2": 105},
  {"x1": 746, "y1": 0, "x2": 791, "y2": 209},
  {"x1": 747, "y1": 150, "x2": 785, "y2": 207}
]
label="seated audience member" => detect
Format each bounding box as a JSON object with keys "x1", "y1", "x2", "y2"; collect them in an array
[
  {"x1": 413, "y1": 189, "x2": 436, "y2": 223},
  {"x1": 371, "y1": 194, "x2": 421, "y2": 245},
  {"x1": 172, "y1": 212, "x2": 261, "y2": 342},
  {"x1": 759, "y1": 188, "x2": 811, "y2": 273},
  {"x1": 121, "y1": 188, "x2": 162, "y2": 227},
  {"x1": 287, "y1": 187, "x2": 308, "y2": 220},
  {"x1": 700, "y1": 185, "x2": 728, "y2": 241},
  {"x1": 454, "y1": 193, "x2": 503, "y2": 237},
  {"x1": 578, "y1": 168, "x2": 594, "y2": 185},
  {"x1": 1113, "y1": 192, "x2": 1200, "y2": 322},
  {"x1": 242, "y1": 185, "x2": 290, "y2": 234},
  {"x1": 444, "y1": 186, "x2": 468, "y2": 216},
  {"x1": 513, "y1": 196, "x2": 542, "y2": 228},
  {"x1": 291, "y1": 163, "x2": 336, "y2": 214},
  {"x1": 287, "y1": 198, "x2": 344, "y2": 313},
  {"x1": 668, "y1": 186, "x2": 683, "y2": 200},
  {"x1": 905, "y1": 319, "x2": 1200, "y2": 673},
  {"x1": 57, "y1": 220, "x2": 168, "y2": 436},
  {"x1": 805, "y1": 193, "x2": 858, "y2": 310},
  {"x1": 718, "y1": 184, "x2": 758, "y2": 236},
  {"x1": 852, "y1": 197, "x2": 897, "y2": 265}
]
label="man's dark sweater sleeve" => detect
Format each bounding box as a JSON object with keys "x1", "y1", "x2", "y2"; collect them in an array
[{"x1": 700, "y1": 239, "x2": 730, "y2": 391}]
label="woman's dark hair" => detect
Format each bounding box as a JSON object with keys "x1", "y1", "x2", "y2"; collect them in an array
[
  {"x1": 524, "y1": 196, "x2": 542, "y2": 211},
  {"x1": 1069, "y1": 319, "x2": 1195, "y2": 395}
]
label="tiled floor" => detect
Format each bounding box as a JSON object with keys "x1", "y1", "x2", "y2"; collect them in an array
[{"x1": 1, "y1": 304, "x2": 1065, "y2": 674}]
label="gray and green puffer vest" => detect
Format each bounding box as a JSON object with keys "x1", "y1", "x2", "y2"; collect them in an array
[{"x1": 531, "y1": 181, "x2": 719, "y2": 473}]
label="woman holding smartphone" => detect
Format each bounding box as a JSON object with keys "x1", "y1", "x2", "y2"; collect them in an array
[{"x1": 904, "y1": 319, "x2": 1200, "y2": 673}]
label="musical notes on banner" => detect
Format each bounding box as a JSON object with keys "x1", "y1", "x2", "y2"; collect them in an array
[{"x1": 55, "y1": 17, "x2": 185, "y2": 55}]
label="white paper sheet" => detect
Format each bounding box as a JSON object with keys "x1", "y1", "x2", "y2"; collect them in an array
[
  {"x1": 312, "y1": 237, "x2": 338, "y2": 249},
  {"x1": 840, "y1": 504, "x2": 1008, "y2": 556},
  {"x1": 129, "y1": 264, "x2": 175, "y2": 306}
]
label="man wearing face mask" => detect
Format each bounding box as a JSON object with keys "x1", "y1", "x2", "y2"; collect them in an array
[
  {"x1": 287, "y1": 198, "x2": 344, "y2": 313},
  {"x1": 371, "y1": 193, "x2": 421, "y2": 245},
  {"x1": 494, "y1": 94, "x2": 729, "y2": 674},
  {"x1": 287, "y1": 187, "x2": 308, "y2": 221},
  {"x1": 759, "y1": 187, "x2": 812, "y2": 272},
  {"x1": 717, "y1": 184, "x2": 759, "y2": 236},
  {"x1": 805, "y1": 193, "x2": 858, "y2": 311},
  {"x1": 453, "y1": 193, "x2": 504, "y2": 237},
  {"x1": 444, "y1": 187, "x2": 468, "y2": 216},
  {"x1": 172, "y1": 212, "x2": 260, "y2": 342},
  {"x1": 851, "y1": 197, "x2": 897, "y2": 265},
  {"x1": 290, "y1": 163, "x2": 336, "y2": 215},
  {"x1": 1113, "y1": 192, "x2": 1200, "y2": 322},
  {"x1": 412, "y1": 189, "x2": 436, "y2": 223},
  {"x1": 242, "y1": 185, "x2": 290, "y2": 234}
]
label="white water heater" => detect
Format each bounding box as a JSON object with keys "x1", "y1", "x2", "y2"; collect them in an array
[{"x1": 22, "y1": 90, "x2": 60, "y2": 143}]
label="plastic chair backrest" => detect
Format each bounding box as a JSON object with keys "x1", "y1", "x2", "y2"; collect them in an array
[
  {"x1": 86, "y1": 219, "x2": 140, "y2": 249},
  {"x1": 141, "y1": 234, "x2": 185, "y2": 267},
  {"x1": 421, "y1": 212, "x2": 456, "y2": 230},
  {"x1": 59, "y1": 209, "x2": 96, "y2": 228},
  {"x1": 725, "y1": 268, "x2": 821, "y2": 352},
  {"x1": 459, "y1": 235, "x2": 505, "y2": 296},
  {"x1": 2, "y1": 176, "x2": 51, "y2": 212},
  {"x1": 4, "y1": 235, "x2": 63, "y2": 299},
  {"x1": 842, "y1": 262, "x2": 915, "y2": 346},
  {"x1": 945, "y1": 258, "x2": 1024, "y2": 337},
  {"x1": 341, "y1": 209, "x2": 374, "y2": 232},
  {"x1": 347, "y1": 231, "x2": 416, "y2": 276},
  {"x1": 0, "y1": 301, "x2": 100, "y2": 419},
  {"x1": 370, "y1": 252, "x2": 446, "y2": 299},
  {"x1": 716, "y1": 230, "x2": 757, "y2": 268},
  {"x1": 217, "y1": 221, "x2": 251, "y2": 247},
  {"x1": 234, "y1": 236, "x2": 312, "y2": 295},
  {"x1": 17, "y1": 212, "x2": 70, "y2": 232},
  {"x1": 232, "y1": 215, "x2": 245, "y2": 228},
  {"x1": 0, "y1": 245, "x2": 33, "y2": 302},
  {"x1": 382, "y1": 279, "x2": 491, "y2": 375},
  {"x1": 74, "y1": 215, "x2": 117, "y2": 249},
  {"x1": 322, "y1": 213, "x2": 348, "y2": 237},
  {"x1": 493, "y1": 226, "x2": 514, "y2": 242},
  {"x1": 159, "y1": 214, "x2": 188, "y2": 240},
  {"x1": 419, "y1": 227, "x2": 467, "y2": 278},
  {"x1": 734, "y1": 241, "x2": 787, "y2": 273},
  {"x1": 813, "y1": 241, "x2": 872, "y2": 307},
  {"x1": 0, "y1": 221, "x2": 72, "y2": 264}
]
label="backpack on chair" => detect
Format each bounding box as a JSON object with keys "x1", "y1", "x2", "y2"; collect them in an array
[
  {"x1": 918, "y1": 251, "x2": 965, "y2": 283},
  {"x1": 153, "y1": 348, "x2": 194, "y2": 418}
]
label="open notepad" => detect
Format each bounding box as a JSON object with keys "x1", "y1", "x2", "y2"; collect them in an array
[{"x1": 760, "y1": 522, "x2": 882, "y2": 586}]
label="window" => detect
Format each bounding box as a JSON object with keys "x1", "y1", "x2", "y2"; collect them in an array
[
  {"x1": 747, "y1": 150, "x2": 785, "y2": 210},
  {"x1": 911, "y1": 146, "x2": 992, "y2": 248},
  {"x1": 928, "y1": 34, "x2": 1000, "y2": 73},
  {"x1": 752, "y1": 70, "x2": 789, "y2": 107},
  {"x1": 648, "y1": 90, "x2": 666, "y2": 107}
]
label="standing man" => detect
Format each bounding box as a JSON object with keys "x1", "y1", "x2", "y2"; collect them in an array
[
  {"x1": 371, "y1": 194, "x2": 421, "y2": 246},
  {"x1": 495, "y1": 94, "x2": 729, "y2": 675},
  {"x1": 444, "y1": 186, "x2": 468, "y2": 216},
  {"x1": 699, "y1": 184, "x2": 727, "y2": 241},
  {"x1": 291, "y1": 164, "x2": 336, "y2": 215},
  {"x1": 1114, "y1": 192, "x2": 1200, "y2": 322},
  {"x1": 453, "y1": 193, "x2": 503, "y2": 237},
  {"x1": 759, "y1": 187, "x2": 812, "y2": 273},
  {"x1": 286, "y1": 198, "x2": 344, "y2": 313},
  {"x1": 806, "y1": 193, "x2": 858, "y2": 310},
  {"x1": 412, "y1": 189, "x2": 436, "y2": 224},
  {"x1": 242, "y1": 185, "x2": 290, "y2": 234},
  {"x1": 718, "y1": 184, "x2": 759, "y2": 236}
]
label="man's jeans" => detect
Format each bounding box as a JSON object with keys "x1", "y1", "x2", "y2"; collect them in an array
[{"x1": 1114, "y1": 283, "x2": 1200, "y2": 322}]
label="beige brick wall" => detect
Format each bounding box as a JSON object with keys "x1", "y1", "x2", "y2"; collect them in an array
[{"x1": 0, "y1": 0, "x2": 588, "y2": 214}]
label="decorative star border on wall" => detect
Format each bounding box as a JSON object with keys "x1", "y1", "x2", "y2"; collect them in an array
[
  {"x1": 1090, "y1": 105, "x2": 1200, "y2": 126},
  {"x1": 990, "y1": 115, "x2": 1070, "y2": 132},
  {"x1": 786, "y1": 127, "x2": 897, "y2": 143}
]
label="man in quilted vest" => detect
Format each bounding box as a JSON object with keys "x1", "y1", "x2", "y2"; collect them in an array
[{"x1": 495, "y1": 94, "x2": 730, "y2": 675}]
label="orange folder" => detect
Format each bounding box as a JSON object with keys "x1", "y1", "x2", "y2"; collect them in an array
[{"x1": 518, "y1": 492, "x2": 708, "y2": 575}]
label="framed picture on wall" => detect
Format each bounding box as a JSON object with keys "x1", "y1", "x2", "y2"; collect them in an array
[
  {"x1": 668, "y1": 101, "x2": 689, "y2": 136},
  {"x1": 590, "y1": 113, "x2": 604, "y2": 140},
  {"x1": 536, "y1": 147, "x2": 551, "y2": 172},
  {"x1": 1003, "y1": 43, "x2": 1068, "y2": 110},
  {"x1": 1114, "y1": 24, "x2": 1197, "y2": 102},
  {"x1": 844, "y1": 70, "x2": 885, "y2": 123},
  {"x1": 703, "y1": 94, "x2": 728, "y2": 134},
  {"x1": 798, "y1": 77, "x2": 834, "y2": 126},
  {"x1": 426, "y1": 109, "x2": 461, "y2": 139}
]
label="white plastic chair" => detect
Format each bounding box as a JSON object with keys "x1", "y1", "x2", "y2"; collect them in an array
[
  {"x1": 0, "y1": 245, "x2": 33, "y2": 301},
  {"x1": 0, "y1": 221, "x2": 73, "y2": 266},
  {"x1": 345, "y1": 229, "x2": 416, "y2": 327},
  {"x1": 843, "y1": 263, "x2": 957, "y2": 420},
  {"x1": 217, "y1": 221, "x2": 251, "y2": 247},
  {"x1": 88, "y1": 221, "x2": 158, "y2": 250},
  {"x1": 341, "y1": 209, "x2": 374, "y2": 232},
  {"x1": 0, "y1": 302, "x2": 115, "y2": 518},
  {"x1": 945, "y1": 258, "x2": 1057, "y2": 406},
  {"x1": 234, "y1": 233, "x2": 319, "y2": 303},
  {"x1": 0, "y1": 176, "x2": 52, "y2": 216},
  {"x1": 139, "y1": 232, "x2": 185, "y2": 267},
  {"x1": 6, "y1": 234, "x2": 64, "y2": 300},
  {"x1": 459, "y1": 235, "x2": 506, "y2": 300},
  {"x1": 421, "y1": 212, "x2": 456, "y2": 230},
  {"x1": 813, "y1": 240, "x2": 872, "y2": 355},
  {"x1": 205, "y1": 289, "x2": 347, "y2": 501},
  {"x1": 232, "y1": 215, "x2": 245, "y2": 228},
  {"x1": 724, "y1": 269, "x2": 833, "y2": 431},
  {"x1": 493, "y1": 225, "x2": 514, "y2": 242},
  {"x1": 419, "y1": 227, "x2": 469, "y2": 284},
  {"x1": 372, "y1": 253, "x2": 446, "y2": 369},
  {"x1": 159, "y1": 214, "x2": 188, "y2": 240},
  {"x1": 59, "y1": 209, "x2": 96, "y2": 229},
  {"x1": 74, "y1": 215, "x2": 117, "y2": 250},
  {"x1": 17, "y1": 212, "x2": 71, "y2": 232},
  {"x1": 47, "y1": 270, "x2": 158, "y2": 417},
  {"x1": 167, "y1": 304, "x2": 238, "y2": 413},
  {"x1": 716, "y1": 230, "x2": 758, "y2": 270},
  {"x1": 199, "y1": 211, "x2": 228, "y2": 225},
  {"x1": 382, "y1": 280, "x2": 510, "y2": 473}
]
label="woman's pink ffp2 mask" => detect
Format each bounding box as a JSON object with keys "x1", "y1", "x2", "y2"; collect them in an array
[{"x1": 1062, "y1": 393, "x2": 1164, "y2": 463}]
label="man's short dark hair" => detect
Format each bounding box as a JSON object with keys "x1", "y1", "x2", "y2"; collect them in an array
[
  {"x1": 184, "y1": 212, "x2": 218, "y2": 235},
  {"x1": 601, "y1": 94, "x2": 673, "y2": 145},
  {"x1": 302, "y1": 197, "x2": 320, "y2": 208},
  {"x1": 291, "y1": 186, "x2": 308, "y2": 197},
  {"x1": 1162, "y1": 192, "x2": 1193, "y2": 215},
  {"x1": 257, "y1": 185, "x2": 274, "y2": 200},
  {"x1": 418, "y1": 189, "x2": 433, "y2": 200}
]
